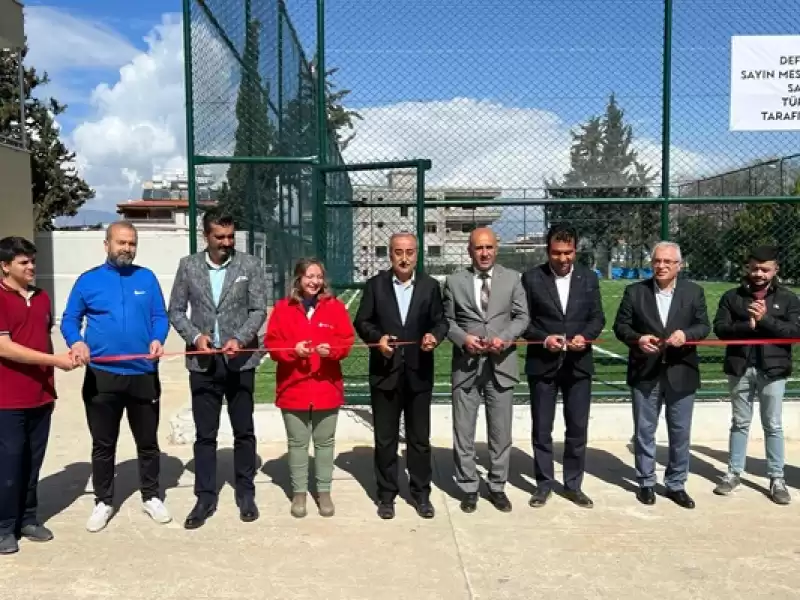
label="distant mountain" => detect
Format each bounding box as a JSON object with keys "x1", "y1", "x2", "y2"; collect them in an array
[{"x1": 54, "y1": 209, "x2": 119, "y2": 228}]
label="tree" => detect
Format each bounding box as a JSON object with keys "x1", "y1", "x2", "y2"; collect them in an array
[
  {"x1": 215, "y1": 21, "x2": 363, "y2": 232},
  {"x1": 544, "y1": 94, "x2": 657, "y2": 277},
  {"x1": 0, "y1": 44, "x2": 94, "y2": 230},
  {"x1": 215, "y1": 14, "x2": 277, "y2": 231}
]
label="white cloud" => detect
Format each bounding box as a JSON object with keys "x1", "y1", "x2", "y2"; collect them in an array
[
  {"x1": 342, "y1": 97, "x2": 716, "y2": 193},
  {"x1": 50, "y1": 11, "x2": 716, "y2": 216},
  {"x1": 68, "y1": 14, "x2": 190, "y2": 210},
  {"x1": 24, "y1": 6, "x2": 140, "y2": 72}
]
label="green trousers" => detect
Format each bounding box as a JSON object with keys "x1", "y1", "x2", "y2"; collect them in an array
[{"x1": 281, "y1": 408, "x2": 339, "y2": 493}]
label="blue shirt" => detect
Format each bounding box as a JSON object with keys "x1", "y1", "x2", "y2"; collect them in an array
[
  {"x1": 206, "y1": 252, "x2": 232, "y2": 347},
  {"x1": 393, "y1": 273, "x2": 415, "y2": 325},
  {"x1": 60, "y1": 261, "x2": 170, "y2": 375}
]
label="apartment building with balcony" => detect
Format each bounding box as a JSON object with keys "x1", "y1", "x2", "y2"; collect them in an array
[
  {"x1": 0, "y1": 0, "x2": 34, "y2": 241},
  {"x1": 350, "y1": 169, "x2": 503, "y2": 281}
]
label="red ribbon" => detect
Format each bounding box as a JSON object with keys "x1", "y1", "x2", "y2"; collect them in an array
[{"x1": 84, "y1": 336, "x2": 799, "y2": 363}]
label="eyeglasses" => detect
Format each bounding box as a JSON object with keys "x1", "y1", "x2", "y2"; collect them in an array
[{"x1": 652, "y1": 259, "x2": 679, "y2": 265}]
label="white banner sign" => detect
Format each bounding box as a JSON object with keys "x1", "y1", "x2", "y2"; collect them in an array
[{"x1": 730, "y1": 35, "x2": 800, "y2": 131}]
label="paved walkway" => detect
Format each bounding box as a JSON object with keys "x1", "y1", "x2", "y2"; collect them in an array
[{"x1": 4, "y1": 334, "x2": 800, "y2": 599}]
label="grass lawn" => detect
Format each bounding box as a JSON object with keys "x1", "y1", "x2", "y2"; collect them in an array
[{"x1": 255, "y1": 281, "x2": 800, "y2": 404}]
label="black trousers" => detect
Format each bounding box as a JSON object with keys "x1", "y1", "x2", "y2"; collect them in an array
[
  {"x1": 189, "y1": 355, "x2": 256, "y2": 504},
  {"x1": 0, "y1": 404, "x2": 53, "y2": 536},
  {"x1": 82, "y1": 366, "x2": 161, "y2": 506},
  {"x1": 529, "y1": 372, "x2": 592, "y2": 492},
  {"x1": 370, "y1": 371, "x2": 432, "y2": 504}
]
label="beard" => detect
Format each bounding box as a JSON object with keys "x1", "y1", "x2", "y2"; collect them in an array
[{"x1": 109, "y1": 252, "x2": 135, "y2": 267}]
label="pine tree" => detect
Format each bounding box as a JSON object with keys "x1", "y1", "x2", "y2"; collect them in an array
[
  {"x1": 0, "y1": 45, "x2": 94, "y2": 230},
  {"x1": 545, "y1": 94, "x2": 657, "y2": 275},
  {"x1": 215, "y1": 11, "x2": 277, "y2": 231}
]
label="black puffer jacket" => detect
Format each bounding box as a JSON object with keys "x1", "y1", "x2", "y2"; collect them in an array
[{"x1": 713, "y1": 279, "x2": 800, "y2": 380}]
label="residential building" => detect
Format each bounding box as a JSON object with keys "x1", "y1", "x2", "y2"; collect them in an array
[
  {"x1": 0, "y1": 0, "x2": 34, "y2": 241},
  {"x1": 116, "y1": 169, "x2": 269, "y2": 265},
  {"x1": 350, "y1": 169, "x2": 503, "y2": 280}
]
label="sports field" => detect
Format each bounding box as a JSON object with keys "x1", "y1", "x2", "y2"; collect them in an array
[{"x1": 255, "y1": 281, "x2": 800, "y2": 404}]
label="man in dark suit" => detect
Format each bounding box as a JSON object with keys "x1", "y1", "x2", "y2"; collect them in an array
[
  {"x1": 613, "y1": 241, "x2": 710, "y2": 509},
  {"x1": 168, "y1": 208, "x2": 268, "y2": 529},
  {"x1": 521, "y1": 224, "x2": 605, "y2": 508},
  {"x1": 354, "y1": 232, "x2": 449, "y2": 520}
]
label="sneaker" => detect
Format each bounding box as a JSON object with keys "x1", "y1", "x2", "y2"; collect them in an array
[
  {"x1": 143, "y1": 498, "x2": 172, "y2": 524},
  {"x1": 713, "y1": 473, "x2": 741, "y2": 496},
  {"x1": 0, "y1": 534, "x2": 19, "y2": 555},
  {"x1": 86, "y1": 502, "x2": 114, "y2": 533},
  {"x1": 770, "y1": 478, "x2": 792, "y2": 505},
  {"x1": 20, "y1": 524, "x2": 53, "y2": 542}
]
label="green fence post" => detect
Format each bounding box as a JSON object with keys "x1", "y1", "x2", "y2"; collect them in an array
[
  {"x1": 660, "y1": 0, "x2": 673, "y2": 241},
  {"x1": 314, "y1": 0, "x2": 328, "y2": 262},
  {"x1": 182, "y1": 0, "x2": 198, "y2": 254},
  {"x1": 416, "y1": 161, "x2": 426, "y2": 274}
]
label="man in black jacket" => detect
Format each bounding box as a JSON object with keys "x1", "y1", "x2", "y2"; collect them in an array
[
  {"x1": 712, "y1": 245, "x2": 800, "y2": 505},
  {"x1": 354, "y1": 232, "x2": 449, "y2": 520},
  {"x1": 521, "y1": 224, "x2": 605, "y2": 508},
  {"x1": 613, "y1": 241, "x2": 710, "y2": 509}
]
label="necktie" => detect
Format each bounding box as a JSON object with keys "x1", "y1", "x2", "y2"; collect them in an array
[{"x1": 479, "y1": 272, "x2": 490, "y2": 314}]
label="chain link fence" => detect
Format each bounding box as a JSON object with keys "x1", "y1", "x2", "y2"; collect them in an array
[{"x1": 184, "y1": 0, "x2": 800, "y2": 401}]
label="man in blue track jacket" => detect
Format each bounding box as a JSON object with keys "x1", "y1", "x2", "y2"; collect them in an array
[{"x1": 60, "y1": 221, "x2": 171, "y2": 533}]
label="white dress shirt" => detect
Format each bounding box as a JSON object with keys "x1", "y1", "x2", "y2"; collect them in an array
[
  {"x1": 554, "y1": 267, "x2": 573, "y2": 313},
  {"x1": 655, "y1": 283, "x2": 675, "y2": 327}
]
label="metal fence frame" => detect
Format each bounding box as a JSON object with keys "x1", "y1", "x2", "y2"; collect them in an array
[{"x1": 181, "y1": 0, "x2": 800, "y2": 401}]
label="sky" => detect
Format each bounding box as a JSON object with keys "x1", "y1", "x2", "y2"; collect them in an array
[{"x1": 17, "y1": 0, "x2": 800, "y2": 223}]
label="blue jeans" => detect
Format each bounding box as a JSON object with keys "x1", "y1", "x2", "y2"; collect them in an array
[
  {"x1": 632, "y1": 377, "x2": 695, "y2": 491},
  {"x1": 727, "y1": 367, "x2": 786, "y2": 479}
]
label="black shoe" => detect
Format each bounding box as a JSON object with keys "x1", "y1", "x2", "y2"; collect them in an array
[
  {"x1": 665, "y1": 489, "x2": 695, "y2": 509},
  {"x1": 238, "y1": 497, "x2": 259, "y2": 523},
  {"x1": 460, "y1": 492, "x2": 478, "y2": 513},
  {"x1": 488, "y1": 490, "x2": 512, "y2": 512},
  {"x1": 528, "y1": 487, "x2": 552, "y2": 508},
  {"x1": 20, "y1": 524, "x2": 53, "y2": 542},
  {"x1": 563, "y1": 489, "x2": 594, "y2": 508},
  {"x1": 377, "y1": 502, "x2": 395, "y2": 520},
  {"x1": 636, "y1": 486, "x2": 656, "y2": 505},
  {"x1": 0, "y1": 534, "x2": 19, "y2": 555},
  {"x1": 412, "y1": 498, "x2": 435, "y2": 519},
  {"x1": 184, "y1": 501, "x2": 216, "y2": 529}
]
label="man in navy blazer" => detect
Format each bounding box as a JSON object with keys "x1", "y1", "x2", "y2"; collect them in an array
[{"x1": 520, "y1": 224, "x2": 605, "y2": 509}]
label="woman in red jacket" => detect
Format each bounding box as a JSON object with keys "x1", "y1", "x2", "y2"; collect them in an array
[{"x1": 265, "y1": 258, "x2": 355, "y2": 518}]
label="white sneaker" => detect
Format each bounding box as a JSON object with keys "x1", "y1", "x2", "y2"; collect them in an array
[
  {"x1": 142, "y1": 498, "x2": 172, "y2": 524},
  {"x1": 86, "y1": 502, "x2": 114, "y2": 533}
]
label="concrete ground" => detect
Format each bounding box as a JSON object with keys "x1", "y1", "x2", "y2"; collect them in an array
[{"x1": 3, "y1": 333, "x2": 800, "y2": 599}]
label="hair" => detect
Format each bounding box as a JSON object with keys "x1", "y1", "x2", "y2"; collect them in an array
[
  {"x1": 0, "y1": 236, "x2": 37, "y2": 267},
  {"x1": 105, "y1": 220, "x2": 137, "y2": 241},
  {"x1": 202, "y1": 207, "x2": 236, "y2": 234},
  {"x1": 289, "y1": 257, "x2": 332, "y2": 303},
  {"x1": 651, "y1": 240, "x2": 682, "y2": 262},
  {"x1": 546, "y1": 223, "x2": 578, "y2": 250},
  {"x1": 389, "y1": 231, "x2": 417, "y2": 250},
  {"x1": 748, "y1": 244, "x2": 779, "y2": 264}
]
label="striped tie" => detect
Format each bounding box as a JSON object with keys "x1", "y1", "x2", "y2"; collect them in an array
[{"x1": 479, "y1": 272, "x2": 490, "y2": 314}]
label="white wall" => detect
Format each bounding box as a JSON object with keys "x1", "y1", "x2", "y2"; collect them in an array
[{"x1": 34, "y1": 230, "x2": 267, "y2": 321}]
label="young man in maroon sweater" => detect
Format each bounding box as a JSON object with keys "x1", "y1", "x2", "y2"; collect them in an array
[{"x1": 0, "y1": 237, "x2": 76, "y2": 555}]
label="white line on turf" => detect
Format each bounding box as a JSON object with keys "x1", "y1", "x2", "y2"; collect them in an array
[{"x1": 344, "y1": 289, "x2": 361, "y2": 310}]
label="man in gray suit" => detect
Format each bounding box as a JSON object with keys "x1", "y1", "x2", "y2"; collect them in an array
[
  {"x1": 443, "y1": 227, "x2": 530, "y2": 513},
  {"x1": 168, "y1": 208, "x2": 268, "y2": 529}
]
